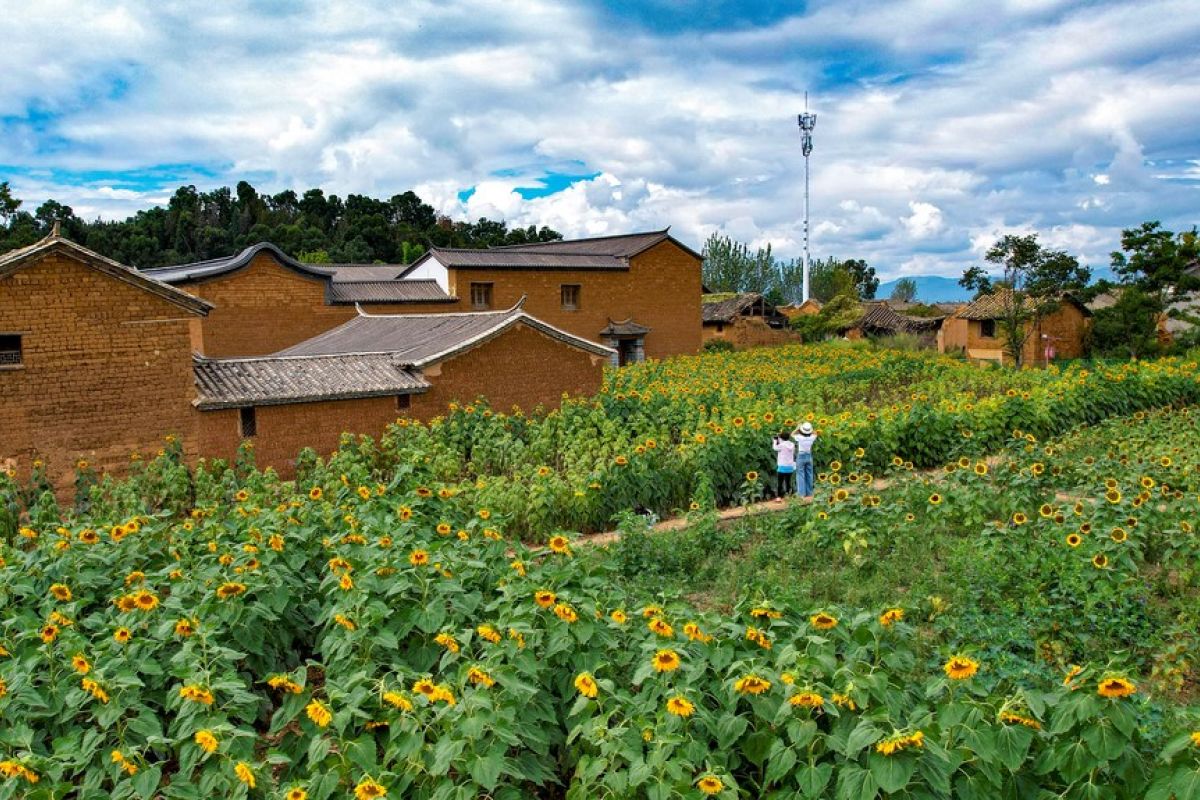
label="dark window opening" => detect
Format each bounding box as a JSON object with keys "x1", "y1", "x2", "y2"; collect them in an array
[
  {"x1": 0, "y1": 334, "x2": 21, "y2": 367},
  {"x1": 471, "y1": 283, "x2": 493, "y2": 310},
  {"x1": 716, "y1": 323, "x2": 724, "y2": 333},
  {"x1": 980, "y1": 319, "x2": 997, "y2": 339},
  {"x1": 396, "y1": 394, "x2": 411, "y2": 412},
  {"x1": 239, "y1": 407, "x2": 257, "y2": 438},
  {"x1": 561, "y1": 284, "x2": 581, "y2": 311}
]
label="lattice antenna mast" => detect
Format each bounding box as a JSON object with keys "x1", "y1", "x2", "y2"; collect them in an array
[{"x1": 797, "y1": 93, "x2": 817, "y2": 303}]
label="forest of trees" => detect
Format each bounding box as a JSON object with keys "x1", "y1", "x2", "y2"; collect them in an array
[
  {"x1": 699, "y1": 232, "x2": 878, "y2": 305},
  {"x1": 0, "y1": 181, "x2": 562, "y2": 267}
]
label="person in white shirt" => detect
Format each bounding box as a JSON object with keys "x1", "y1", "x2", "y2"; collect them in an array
[
  {"x1": 771, "y1": 431, "x2": 796, "y2": 500},
  {"x1": 791, "y1": 421, "x2": 817, "y2": 498}
]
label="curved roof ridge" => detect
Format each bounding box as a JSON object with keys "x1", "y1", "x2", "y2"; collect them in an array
[{"x1": 140, "y1": 242, "x2": 337, "y2": 284}]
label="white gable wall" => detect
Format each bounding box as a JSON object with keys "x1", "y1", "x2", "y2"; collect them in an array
[{"x1": 404, "y1": 256, "x2": 449, "y2": 293}]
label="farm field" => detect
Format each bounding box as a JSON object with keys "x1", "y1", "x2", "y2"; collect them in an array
[{"x1": 2, "y1": 344, "x2": 1200, "y2": 799}]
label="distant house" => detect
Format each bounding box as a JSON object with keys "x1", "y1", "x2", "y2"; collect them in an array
[
  {"x1": 778, "y1": 298, "x2": 823, "y2": 319},
  {"x1": 142, "y1": 243, "x2": 458, "y2": 357},
  {"x1": 701, "y1": 292, "x2": 794, "y2": 348},
  {"x1": 403, "y1": 230, "x2": 703, "y2": 362},
  {"x1": 939, "y1": 290, "x2": 1091, "y2": 365},
  {"x1": 193, "y1": 300, "x2": 613, "y2": 473},
  {"x1": 1089, "y1": 287, "x2": 1200, "y2": 345},
  {"x1": 840, "y1": 300, "x2": 946, "y2": 344}
]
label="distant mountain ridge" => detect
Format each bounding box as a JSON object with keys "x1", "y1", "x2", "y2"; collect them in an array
[{"x1": 877, "y1": 268, "x2": 1116, "y2": 303}]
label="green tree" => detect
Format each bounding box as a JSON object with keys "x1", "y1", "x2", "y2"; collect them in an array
[
  {"x1": 890, "y1": 278, "x2": 917, "y2": 303},
  {"x1": 297, "y1": 249, "x2": 332, "y2": 264},
  {"x1": 1090, "y1": 286, "x2": 1161, "y2": 359},
  {"x1": 700, "y1": 233, "x2": 786, "y2": 301},
  {"x1": 0, "y1": 181, "x2": 21, "y2": 224},
  {"x1": 809, "y1": 257, "x2": 877, "y2": 302},
  {"x1": 960, "y1": 234, "x2": 1091, "y2": 367}
]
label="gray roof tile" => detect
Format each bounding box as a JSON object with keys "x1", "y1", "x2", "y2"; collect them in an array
[
  {"x1": 326, "y1": 279, "x2": 456, "y2": 304},
  {"x1": 193, "y1": 353, "x2": 429, "y2": 410}
]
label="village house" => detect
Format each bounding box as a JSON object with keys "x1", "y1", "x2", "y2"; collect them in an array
[
  {"x1": 140, "y1": 242, "x2": 460, "y2": 357},
  {"x1": 1, "y1": 233, "x2": 614, "y2": 488},
  {"x1": 778, "y1": 298, "x2": 823, "y2": 320},
  {"x1": 701, "y1": 292, "x2": 795, "y2": 349},
  {"x1": 841, "y1": 300, "x2": 947, "y2": 345},
  {"x1": 193, "y1": 300, "x2": 612, "y2": 473},
  {"x1": 939, "y1": 290, "x2": 1091, "y2": 364},
  {"x1": 0, "y1": 231, "x2": 212, "y2": 488},
  {"x1": 402, "y1": 229, "x2": 703, "y2": 363}
]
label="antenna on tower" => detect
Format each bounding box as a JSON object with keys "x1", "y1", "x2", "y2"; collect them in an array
[{"x1": 797, "y1": 92, "x2": 817, "y2": 303}]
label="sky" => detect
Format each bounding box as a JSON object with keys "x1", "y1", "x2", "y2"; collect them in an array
[{"x1": 1, "y1": 0, "x2": 1198, "y2": 280}]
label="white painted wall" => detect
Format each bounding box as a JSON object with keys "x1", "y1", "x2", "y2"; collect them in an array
[{"x1": 405, "y1": 256, "x2": 449, "y2": 292}]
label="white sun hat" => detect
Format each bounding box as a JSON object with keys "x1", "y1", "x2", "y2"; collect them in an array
[{"x1": 799, "y1": 422, "x2": 814, "y2": 435}]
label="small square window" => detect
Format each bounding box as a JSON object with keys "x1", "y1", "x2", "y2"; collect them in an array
[
  {"x1": 239, "y1": 407, "x2": 257, "y2": 438},
  {"x1": 396, "y1": 394, "x2": 411, "y2": 412},
  {"x1": 0, "y1": 334, "x2": 21, "y2": 367},
  {"x1": 979, "y1": 319, "x2": 997, "y2": 339},
  {"x1": 561, "y1": 284, "x2": 581, "y2": 311},
  {"x1": 470, "y1": 283, "x2": 493, "y2": 310}
]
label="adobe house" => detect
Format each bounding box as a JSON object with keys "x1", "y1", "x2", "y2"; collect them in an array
[
  {"x1": 841, "y1": 301, "x2": 946, "y2": 345},
  {"x1": 402, "y1": 230, "x2": 703, "y2": 361},
  {"x1": 701, "y1": 292, "x2": 795, "y2": 349},
  {"x1": 0, "y1": 230, "x2": 212, "y2": 488},
  {"x1": 142, "y1": 243, "x2": 459, "y2": 357},
  {"x1": 778, "y1": 298, "x2": 823, "y2": 320},
  {"x1": 939, "y1": 290, "x2": 1091, "y2": 365},
  {"x1": 193, "y1": 301, "x2": 613, "y2": 473}
]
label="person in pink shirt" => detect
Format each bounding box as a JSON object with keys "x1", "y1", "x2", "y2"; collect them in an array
[{"x1": 771, "y1": 431, "x2": 796, "y2": 500}]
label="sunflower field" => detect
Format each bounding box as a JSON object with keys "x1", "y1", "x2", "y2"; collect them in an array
[{"x1": 2, "y1": 344, "x2": 1200, "y2": 799}]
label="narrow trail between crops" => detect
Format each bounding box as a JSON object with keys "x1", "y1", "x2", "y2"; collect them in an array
[{"x1": 582, "y1": 454, "x2": 1005, "y2": 548}]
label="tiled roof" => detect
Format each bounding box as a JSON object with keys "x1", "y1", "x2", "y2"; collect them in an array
[
  {"x1": 193, "y1": 353, "x2": 429, "y2": 410},
  {"x1": 277, "y1": 301, "x2": 615, "y2": 366},
  {"x1": 957, "y1": 289, "x2": 1091, "y2": 320},
  {"x1": 855, "y1": 301, "x2": 944, "y2": 333},
  {"x1": 701, "y1": 292, "x2": 781, "y2": 324},
  {"x1": 599, "y1": 318, "x2": 652, "y2": 337},
  {"x1": 0, "y1": 233, "x2": 212, "y2": 315},
  {"x1": 326, "y1": 279, "x2": 456, "y2": 305},
  {"x1": 328, "y1": 264, "x2": 407, "y2": 282},
  {"x1": 493, "y1": 230, "x2": 676, "y2": 258},
  {"x1": 425, "y1": 248, "x2": 627, "y2": 270},
  {"x1": 141, "y1": 242, "x2": 337, "y2": 284}
]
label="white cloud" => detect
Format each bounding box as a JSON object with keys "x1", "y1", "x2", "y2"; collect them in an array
[{"x1": 0, "y1": 0, "x2": 1197, "y2": 280}]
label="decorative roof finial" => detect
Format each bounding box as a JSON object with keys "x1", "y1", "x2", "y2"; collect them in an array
[{"x1": 51, "y1": 220, "x2": 61, "y2": 238}]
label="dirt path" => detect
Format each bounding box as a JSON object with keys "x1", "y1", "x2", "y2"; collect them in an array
[{"x1": 581, "y1": 453, "x2": 1006, "y2": 548}]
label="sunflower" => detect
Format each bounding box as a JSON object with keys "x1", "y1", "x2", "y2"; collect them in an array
[
  {"x1": 943, "y1": 655, "x2": 980, "y2": 680},
  {"x1": 216, "y1": 582, "x2": 246, "y2": 600},
  {"x1": 745, "y1": 471, "x2": 759, "y2": 482},
  {"x1": 789, "y1": 691, "x2": 824, "y2": 708},
  {"x1": 433, "y1": 633, "x2": 459, "y2": 653},
  {"x1": 1038, "y1": 503, "x2": 1054, "y2": 518},
  {"x1": 1111, "y1": 527, "x2": 1128, "y2": 543},
  {"x1": 809, "y1": 612, "x2": 838, "y2": 630},
  {"x1": 1105, "y1": 489, "x2": 1122, "y2": 504},
  {"x1": 1030, "y1": 463, "x2": 1045, "y2": 476},
  {"x1": 833, "y1": 488, "x2": 850, "y2": 502},
  {"x1": 39, "y1": 624, "x2": 58, "y2": 644},
  {"x1": 354, "y1": 779, "x2": 387, "y2": 800},
  {"x1": 113, "y1": 627, "x2": 132, "y2": 643},
  {"x1": 435, "y1": 522, "x2": 452, "y2": 535},
  {"x1": 652, "y1": 649, "x2": 681, "y2": 672},
  {"x1": 574, "y1": 672, "x2": 598, "y2": 698},
  {"x1": 1065, "y1": 533, "x2": 1082, "y2": 548},
  {"x1": 49, "y1": 584, "x2": 72, "y2": 602},
  {"x1": 194, "y1": 730, "x2": 218, "y2": 754},
  {"x1": 234, "y1": 762, "x2": 255, "y2": 789},
  {"x1": 286, "y1": 789, "x2": 309, "y2": 800},
  {"x1": 553, "y1": 603, "x2": 578, "y2": 623},
  {"x1": 1097, "y1": 676, "x2": 1136, "y2": 698},
  {"x1": 409, "y1": 549, "x2": 429, "y2": 567},
  {"x1": 648, "y1": 618, "x2": 674, "y2": 637},
  {"x1": 548, "y1": 535, "x2": 572, "y2": 555},
  {"x1": 133, "y1": 590, "x2": 159, "y2": 611},
  {"x1": 306, "y1": 700, "x2": 333, "y2": 727},
  {"x1": 534, "y1": 590, "x2": 556, "y2": 609},
  {"x1": 666, "y1": 695, "x2": 695, "y2": 717},
  {"x1": 1012, "y1": 512, "x2": 1028, "y2": 526},
  {"x1": 928, "y1": 493, "x2": 942, "y2": 506},
  {"x1": 1092, "y1": 553, "x2": 1109, "y2": 569},
  {"x1": 610, "y1": 609, "x2": 628, "y2": 624},
  {"x1": 999, "y1": 711, "x2": 1042, "y2": 730},
  {"x1": 734, "y1": 674, "x2": 771, "y2": 695},
  {"x1": 879, "y1": 608, "x2": 904, "y2": 626},
  {"x1": 308, "y1": 487, "x2": 323, "y2": 501},
  {"x1": 467, "y1": 667, "x2": 495, "y2": 688},
  {"x1": 615, "y1": 455, "x2": 629, "y2": 466}
]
